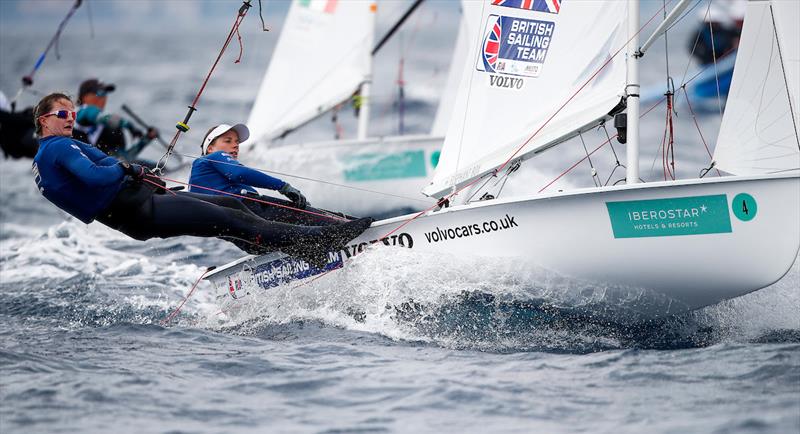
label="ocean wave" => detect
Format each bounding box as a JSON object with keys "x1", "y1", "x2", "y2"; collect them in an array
[{"x1": 204, "y1": 247, "x2": 800, "y2": 353}]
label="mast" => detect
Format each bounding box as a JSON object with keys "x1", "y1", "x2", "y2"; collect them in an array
[
  {"x1": 356, "y1": 78, "x2": 372, "y2": 140},
  {"x1": 357, "y1": 2, "x2": 378, "y2": 140},
  {"x1": 626, "y1": 0, "x2": 640, "y2": 184}
]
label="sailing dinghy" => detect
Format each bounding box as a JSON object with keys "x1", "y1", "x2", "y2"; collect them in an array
[
  {"x1": 242, "y1": 0, "x2": 472, "y2": 216},
  {"x1": 207, "y1": 0, "x2": 799, "y2": 319}
]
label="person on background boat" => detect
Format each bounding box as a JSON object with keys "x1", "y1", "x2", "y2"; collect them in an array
[
  {"x1": 688, "y1": 0, "x2": 745, "y2": 65},
  {"x1": 0, "y1": 90, "x2": 39, "y2": 159},
  {"x1": 189, "y1": 123, "x2": 339, "y2": 226},
  {"x1": 73, "y1": 78, "x2": 158, "y2": 164},
  {"x1": 32, "y1": 92, "x2": 372, "y2": 265}
]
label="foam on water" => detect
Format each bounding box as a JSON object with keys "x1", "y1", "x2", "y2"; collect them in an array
[
  {"x1": 1, "y1": 153, "x2": 797, "y2": 353},
  {"x1": 1, "y1": 12, "x2": 798, "y2": 431},
  {"x1": 201, "y1": 244, "x2": 800, "y2": 353},
  {"x1": 0, "y1": 219, "x2": 217, "y2": 329}
]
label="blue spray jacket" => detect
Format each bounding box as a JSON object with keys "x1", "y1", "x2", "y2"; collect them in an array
[
  {"x1": 32, "y1": 136, "x2": 125, "y2": 223},
  {"x1": 188, "y1": 151, "x2": 285, "y2": 196}
]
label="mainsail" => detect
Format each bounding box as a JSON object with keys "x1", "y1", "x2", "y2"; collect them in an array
[
  {"x1": 430, "y1": 1, "x2": 478, "y2": 136},
  {"x1": 422, "y1": 0, "x2": 629, "y2": 198},
  {"x1": 713, "y1": 0, "x2": 800, "y2": 175},
  {"x1": 246, "y1": 0, "x2": 375, "y2": 144}
]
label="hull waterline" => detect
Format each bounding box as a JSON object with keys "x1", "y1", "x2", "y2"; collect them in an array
[{"x1": 208, "y1": 173, "x2": 800, "y2": 319}]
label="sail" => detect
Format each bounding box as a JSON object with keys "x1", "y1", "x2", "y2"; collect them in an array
[
  {"x1": 430, "y1": 2, "x2": 477, "y2": 136},
  {"x1": 422, "y1": 0, "x2": 629, "y2": 198},
  {"x1": 773, "y1": 0, "x2": 799, "y2": 117},
  {"x1": 713, "y1": 0, "x2": 800, "y2": 175},
  {"x1": 246, "y1": 0, "x2": 376, "y2": 144}
]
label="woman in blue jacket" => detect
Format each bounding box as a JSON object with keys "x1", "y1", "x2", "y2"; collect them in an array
[
  {"x1": 31, "y1": 92, "x2": 371, "y2": 265},
  {"x1": 189, "y1": 123, "x2": 342, "y2": 226}
]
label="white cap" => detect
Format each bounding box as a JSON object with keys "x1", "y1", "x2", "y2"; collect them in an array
[{"x1": 202, "y1": 123, "x2": 250, "y2": 154}]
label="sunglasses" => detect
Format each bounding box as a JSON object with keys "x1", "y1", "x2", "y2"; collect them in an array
[
  {"x1": 95, "y1": 90, "x2": 109, "y2": 97},
  {"x1": 41, "y1": 110, "x2": 77, "y2": 120}
]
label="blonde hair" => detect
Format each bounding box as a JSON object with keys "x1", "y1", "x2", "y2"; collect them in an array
[{"x1": 33, "y1": 92, "x2": 72, "y2": 135}]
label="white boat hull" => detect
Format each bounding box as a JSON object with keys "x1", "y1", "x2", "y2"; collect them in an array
[
  {"x1": 245, "y1": 135, "x2": 444, "y2": 216},
  {"x1": 208, "y1": 174, "x2": 800, "y2": 318}
]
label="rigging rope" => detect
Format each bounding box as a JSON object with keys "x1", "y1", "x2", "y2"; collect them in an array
[
  {"x1": 158, "y1": 175, "x2": 349, "y2": 222},
  {"x1": 395, "y1": 5, "x2": 430, "y2": 135},
  {"x1": 660, "y1": 0, "x2": 677, "y2": 181},
  {"x1": 167, "y1": 0, "x2": 699, "y2": 304},
  {"x1": 161, "y1": 268, "x2": 211, "y2": 326},
  {"x1": 162, "y1": 1, "x2": 682, "y2": 322},
  {"x1": 372, "y1": 0, "x2": 675, "y2": 242},
  {"x1": 598, "y1": 122, "x2": 625, "y2": 186},
  {"x1": 174, "y1": 151, "x2": 435, "y2": 204},
  {"x1": 661, "y1": 86, "x2": 676, "y2": 180},
  {"x1": 682, "y1": 87, "x2": 721, "y2": 177},
  {"x1": 538, "y1": 134, "x2": 619, "y2": 194},
  {"x1": 450, "y1": 2, "x2": 672, "y2": 199},
  {"x1": 706, "y1": 12, "x2": 725, "y2": 117},
  {"x1": 642, "y1": 0, "x2": 738, "y2": 181},
  {"x1": 155, "y1": 0, "x2": 254, "y2": 174},
  {"x1": 121, "y1": 104, "x2": 186, "y2": 167},
  {"x1": 769, "y1": 4, "x2": 800, "y2": 152},
  {"x1": 256, "y1": 0, "x2": 270, "y2": 32},
  {"x1": 472, "y1": 1, "x2": 672, "y2": 189},
  {"x1": 10, "y1": 0, "x2": 83, "y2": 110},
  {"x1": 465, "y1": 170, "x2": 499, "y2": 203},
  {"x1": 578, "y1": 132, "x2": 601, "y2": 187},
  {"x1": 541, "y1": 97, "x2": 666, "y2": 193}
]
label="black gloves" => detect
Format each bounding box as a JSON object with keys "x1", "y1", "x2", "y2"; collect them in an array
[
  {"x1": 120, "y1": 161, "x2": 146, "y2": 180},
  {"x1": 120, "y1": 161, "x2": 166, "y2": 191},
  {"x1": 129, "y1": 126, "x2": 144, "y2": 140},
  {"x1": 128, "y1": 126, "x2": 158, "y2": 143},
  {"x1": 278, "y1": 183, "x2": 308, "y2": 209}
]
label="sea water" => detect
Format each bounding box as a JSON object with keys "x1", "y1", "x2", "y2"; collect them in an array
[{"x1": 1, "y1": 3, "x2": 799, "y2": 433}]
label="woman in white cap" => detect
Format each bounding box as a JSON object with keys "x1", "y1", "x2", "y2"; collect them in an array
[
  {"x1": 31, "y1": 92, "x2": 372, "y2": 266},
  {"x1": 190, "y1": 123, "x2": 340, "y2": 226}
]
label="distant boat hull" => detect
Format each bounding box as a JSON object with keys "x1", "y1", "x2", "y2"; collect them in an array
[
  {"x1": 207, "y1": 173, "x2": 800, "y2": 319},
  {"x1": 244, "y1": 134, "x2": 443, "y2": 216}
]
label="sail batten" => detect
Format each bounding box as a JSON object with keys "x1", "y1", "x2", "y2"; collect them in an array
[{"x1": 423, "y1": 1, "x2": 629, "y2": 198}]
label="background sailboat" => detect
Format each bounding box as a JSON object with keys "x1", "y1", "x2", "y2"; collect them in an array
[
  {"x1": 207, "y1": 0, "x2": 799, "y2": 320},
  {"x1": 241, "y1": 0, "x2": 471, "y2": 216}
]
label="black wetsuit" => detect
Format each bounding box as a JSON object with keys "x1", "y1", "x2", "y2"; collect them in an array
[
  {"x1": 689, "y1": 22, "x2": 741, "y2": 65},
  {"x1": 95, "y1": 182, "x2": 353, "y2": 256},
  {"x1": 0, "y1": 107, "x2": 38, "y2": 159},
  {"x1": 33, "y1": 135, "x2": 372, "y2": 261},
  {"x1": 240, "y1": 193, "x2": 346, "y2": 227}
]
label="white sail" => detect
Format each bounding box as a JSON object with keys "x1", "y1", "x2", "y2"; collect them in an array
[
  {"x1": 430, "y1": 2, "x2": 477, "y2": 136},
  {"x1": 772, "y1": 0, "x2": 799, "y2": 119},
  {"x1": 423, "y1": 0, "x2": 629, "y2": 198},
  {"x1": 713, "y1": 0, "x2": 800, "y2": 175},
  {"x1": 246, "y1": 0, "x2": 376, "y2": 144},
  {"x1": 206, "y1": 0, "x2": 800, "y2": 320}
]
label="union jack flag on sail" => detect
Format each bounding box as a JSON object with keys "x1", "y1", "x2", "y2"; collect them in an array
[
  {"x1": 482, "y1": 17, "x2": 502, "y2": 72},
  {"x1": 491, "y1": 0, "x2": 561, "y2": 14}
]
